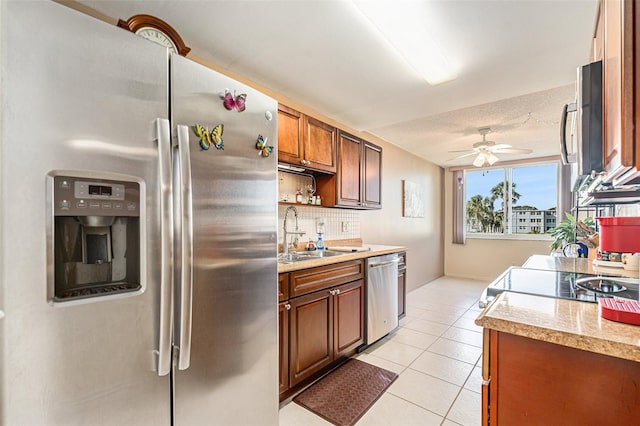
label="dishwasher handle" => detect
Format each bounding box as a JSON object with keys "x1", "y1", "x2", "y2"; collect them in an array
[{"x1": 368, "y1": 259, "x2": 400, "y2": 269}]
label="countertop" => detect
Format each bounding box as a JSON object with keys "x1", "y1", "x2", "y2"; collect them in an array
[
  {"x1": 277, "y1": 244, "x2": 406, "y2": 273},
  {"x1": 475, "y1": 291, "x2": 640, "y2": 362},
  {"x1": 476, "y1": 254, "x2": 640, "y2": 362},
  {"x1": 523, "y1": 254, "x2": 639, "y2": 278}
]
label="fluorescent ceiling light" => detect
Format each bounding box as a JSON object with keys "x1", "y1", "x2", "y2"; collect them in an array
[{"x1": 352, "y1": 0, "x2": 457, "y2": 85}]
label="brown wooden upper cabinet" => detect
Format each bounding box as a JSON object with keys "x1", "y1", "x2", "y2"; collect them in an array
[
  {"x1": 316, "y1": 131, "x2": 382, "y2": 209},
  {"x1": 277, "y1": 104, "x2": 337, "y2": 174},
  {"x1": 599, "y1": 0, "x2": 640, "y2": 183}
]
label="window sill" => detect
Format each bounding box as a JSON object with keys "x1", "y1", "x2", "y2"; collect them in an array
[{"x1": 466, "y1": 233, "x2": 552, "y2": 242}]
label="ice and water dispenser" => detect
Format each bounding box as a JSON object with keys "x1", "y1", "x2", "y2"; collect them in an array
[{"x1": 50, "y1": 175, "x2": 142, "y2": 302}]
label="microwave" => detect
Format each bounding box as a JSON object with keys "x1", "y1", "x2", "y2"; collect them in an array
[{"x1": 560, "y1": 60, "x2": 602, "y2": 181}]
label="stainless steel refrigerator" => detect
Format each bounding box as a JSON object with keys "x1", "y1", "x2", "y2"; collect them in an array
[{"x1": 0, "y1": 2, "x2": 278, "y2": 424}]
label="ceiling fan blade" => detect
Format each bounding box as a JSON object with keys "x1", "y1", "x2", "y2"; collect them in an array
[
  {"x1": 447, "y1": 149, "x2": 476, "y2": 153},
  {"x1": 493, "y1": 147, "x2": 533, "y2": 154},
  {"x1": 448, "y1": 152, "x2": 478, "y2": 160},
  {"x1": 489, "y1": 144, "x2": 512, "y2": 151}
]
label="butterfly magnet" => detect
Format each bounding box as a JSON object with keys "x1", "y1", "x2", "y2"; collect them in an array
[
  {"x1": 222, "y1": 89, "x2": 247, "y2": 112},
  {"x1": 193, "y1": 123, "x2": 224, "y2": 150},
  {"x1": 256, "y1": 134, "x2": 273, "y2": 158}
]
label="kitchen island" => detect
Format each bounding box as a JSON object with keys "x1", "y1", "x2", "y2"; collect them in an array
[{"x1": 475, "y1": 256, "x2": 640, "y2": 425}]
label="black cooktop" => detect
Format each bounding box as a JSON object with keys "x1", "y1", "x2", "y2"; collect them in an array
[{"x1": 482, "y1": 267, "x2": 639, "y2": 305}]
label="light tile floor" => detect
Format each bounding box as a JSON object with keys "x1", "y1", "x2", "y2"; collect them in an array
[{"x1": 279, "y1": 276, "x2": 489, "y2": 426}]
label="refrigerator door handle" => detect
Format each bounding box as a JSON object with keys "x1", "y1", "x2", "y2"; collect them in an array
[
  {"x1": 176, "y1": 124, "x2": 194, "y2": 370},
  {"x1": 560, "y1": 102, "x2": 576, "y2": 165},
  {"x1": 156, "y1": 118, "x2": 174, "y2": 376}
]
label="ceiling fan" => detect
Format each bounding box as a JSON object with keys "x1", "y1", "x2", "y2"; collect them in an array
[{"x1": 449, "y1": 128, "x2": 533, "y2": 167}]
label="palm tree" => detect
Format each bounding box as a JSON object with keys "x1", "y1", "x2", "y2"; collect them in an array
[
  {"x1": 466, "y1": 195, "x2": 496, "y2": 233},
  {"x1": 490, "y1": 181, "x2": 521, "y2": 207},
  {"x1": 491, "y1": 209, "x2": 504, "y2": 233},
  {"x1": 490, "y1": 181, "x2": 521, "y2": 232},
  {"x1": 466, "y1": 195, "x2": 485, "y2": 232}
]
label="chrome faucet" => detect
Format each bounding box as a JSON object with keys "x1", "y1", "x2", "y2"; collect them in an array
[{"x1": 283, "y1": 206, "x2": 306, "y2": 254}]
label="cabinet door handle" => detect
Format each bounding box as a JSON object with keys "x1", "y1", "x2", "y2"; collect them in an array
[
  {"x1": 329, "y1": 289, "x2": 336, "y2": 295},
  {"x1": 335, "y1": 289, "x2": 340, "y2": 295},
  {"x1": 285, "y1": 303, "x2": 291, "y2": 311}
]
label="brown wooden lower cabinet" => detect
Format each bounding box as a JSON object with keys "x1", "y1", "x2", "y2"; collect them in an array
[
  {"x1": 333, "y1": 279, "x2": 365, "y2": 358},
  {"x1": 278, "y1": 261, "x2": 365, "y2": 400},
  {"x1": 397, "y1": 252, "x2": 406, "y2": 319},
  {"x1": 289, "y1": 279, "x2": 364, "y2": 387},
  {"x1": 397, "y1": 271, "x2": 406, "y2": 319},
  {"x1": 483, "y1": 329, "x2": 640, "y2": 425},
  {"x1": 278, "y1": 273, "x2": 289, "y2": 302},
  {"x1": 289, "y1": 288, "x2": 333, "y2": 387}
]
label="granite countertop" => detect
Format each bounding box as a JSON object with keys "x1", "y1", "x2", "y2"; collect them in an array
[
  {"x1": 277, "y1": 244, "x2": 406, "y2": 273},
  {"x1": 476, "y1": 291, "x2": 640, "y2": 362}
]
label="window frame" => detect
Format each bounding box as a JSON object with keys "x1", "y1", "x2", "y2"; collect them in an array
[{"x1": 462, "y1": 159, "x2": 560, "y2": 241}]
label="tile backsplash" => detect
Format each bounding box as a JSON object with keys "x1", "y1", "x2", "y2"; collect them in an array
[
  {"x1": 278, "y1": 171, "x2": 317, "y2": 204},
  {"x1": 278, "y1": 171, "x2": 360, "y2": 246}
]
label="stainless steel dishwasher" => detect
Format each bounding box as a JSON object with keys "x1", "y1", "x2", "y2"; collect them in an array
[{"x1": 366, "y1": 253, "x2": 400, "y2": 345}]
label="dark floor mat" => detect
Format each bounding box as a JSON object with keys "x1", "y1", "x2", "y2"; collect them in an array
[{"x1": 293, "y1": 358, "x2": 398, "y2": 426}]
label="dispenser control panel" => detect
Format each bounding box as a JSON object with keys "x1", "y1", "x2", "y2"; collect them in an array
[
  {"x1": 74, "y1": 181, "x2": 125, "y2": 200},
  {"x1": 53, "y1": 176, "x2": 140, "y2": 217}
]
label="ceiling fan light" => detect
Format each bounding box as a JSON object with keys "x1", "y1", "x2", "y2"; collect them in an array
[
  {"x1": 487, "y1": 152, "x2": 499, "y2": 165},
  {"x1": 473, "y1": 153, "x2": 487, "y2": 167}
]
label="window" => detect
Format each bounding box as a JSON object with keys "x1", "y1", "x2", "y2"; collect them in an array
[{"x1": 464, "y1": 162, "x2": 558, "y2": 237}]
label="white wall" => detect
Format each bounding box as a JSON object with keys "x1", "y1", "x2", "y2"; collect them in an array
[
  {"x1": 360, "y1": 140, "x2": 444, "y2": 292},
  {"x1": 443, "y1": 170, "x2": 553, "y2": 283}
]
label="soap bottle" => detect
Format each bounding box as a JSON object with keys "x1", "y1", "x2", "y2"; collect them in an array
[
  {"x1": 316, "y1": 233, "x2": 325, "y2": 250},
  {"x1": 306, "y1": 239, "x2": 316, "y2": 251}
]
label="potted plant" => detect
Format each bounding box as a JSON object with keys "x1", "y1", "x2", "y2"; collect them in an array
[{"x1": 548, "y1": 213, "x2": 597, "y2": 256}]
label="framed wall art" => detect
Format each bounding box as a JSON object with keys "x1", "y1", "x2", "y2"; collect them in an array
[{"x1": 403, "y1": 180, "x2": 424, "y2": 218}]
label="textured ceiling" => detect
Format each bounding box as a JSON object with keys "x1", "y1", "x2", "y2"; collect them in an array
[{"x1": 77, "y1": 0, "x2": 599, "y2": 167}]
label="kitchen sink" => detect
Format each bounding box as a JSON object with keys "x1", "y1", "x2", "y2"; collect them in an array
[{"x1": 277, "y1": 250, "x2": 346, "y2": 264}]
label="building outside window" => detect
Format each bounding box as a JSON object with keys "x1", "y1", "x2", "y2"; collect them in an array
[{"x1": 464, "y1": 162, "x2": 558, "y2": 237}]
